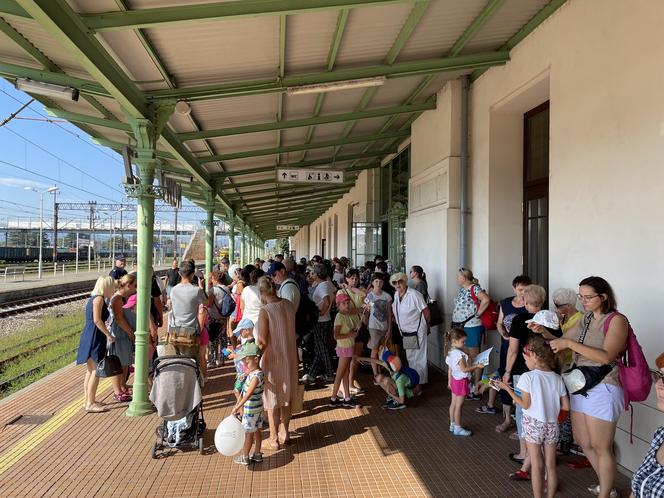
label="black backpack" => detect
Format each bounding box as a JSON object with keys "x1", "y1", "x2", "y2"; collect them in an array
[
  {"x1": 213, "y1": 285, "x2": 236, "y2": 318},
  {"x1": 282, "y1": 281, "x2": 319, "y2": 336}
]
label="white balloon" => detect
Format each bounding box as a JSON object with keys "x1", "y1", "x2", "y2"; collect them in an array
[{"x1": 214, "y1": 415, "x2": 245, "y2": 456}]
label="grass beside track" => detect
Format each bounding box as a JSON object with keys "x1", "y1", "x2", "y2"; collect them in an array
[{"x1": 0, "y1": 312, "x2": 83, "y2": 398}]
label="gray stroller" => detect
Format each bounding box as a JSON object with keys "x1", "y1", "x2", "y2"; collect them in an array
[{"x1": 150, "y1": 356, "x2": 206, "y2": 458}]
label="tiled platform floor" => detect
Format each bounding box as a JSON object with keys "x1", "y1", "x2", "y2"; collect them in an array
[{"x1": 0, "y1": 361, "x2": 632, "y2": 497}]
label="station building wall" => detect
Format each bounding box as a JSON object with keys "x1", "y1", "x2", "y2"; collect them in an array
[{"x1": 468, "y1": 0, "x2": 663, "y2": 471}]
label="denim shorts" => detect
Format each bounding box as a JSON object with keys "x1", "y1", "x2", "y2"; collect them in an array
[{"x1": 464, "y1": 325, "x2": 485, "y2": 348}]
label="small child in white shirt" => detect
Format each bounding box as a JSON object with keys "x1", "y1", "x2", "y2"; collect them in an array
[
  {"x1": 495, "y1": 335, "x2": 569, "y2": 498},
  {"x1": 445, "y1": 328, "x2": 485, "y2": 437}
]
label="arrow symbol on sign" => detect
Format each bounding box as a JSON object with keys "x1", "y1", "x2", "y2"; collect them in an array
[{"x1": 282, "y1": 172, "x2": 287, "y2": 179}]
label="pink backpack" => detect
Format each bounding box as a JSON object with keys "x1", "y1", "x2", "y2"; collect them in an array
[{"x1": 603, "y1": 312, "x2": 652, "y2": 410}]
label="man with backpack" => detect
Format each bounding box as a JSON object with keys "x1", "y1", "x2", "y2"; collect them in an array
[{"x1": 269, "y1": 261, "x2": 300, "y2": 310}]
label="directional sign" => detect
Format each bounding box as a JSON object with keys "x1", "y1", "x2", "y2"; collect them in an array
[
  {"x1": 277, "y1": 169, "x2": 345, "y2": 184},
  {"x1": 276, "y1": 224, "x2": 300, "y2": 232}
]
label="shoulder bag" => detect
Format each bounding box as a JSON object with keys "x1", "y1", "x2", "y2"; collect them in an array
[
  {"x1": 561, "y1": 313, "x2": 612, "y2": 396},
  {"x1": 344, "y1": 289, "x2": 370, "y2": 344},
  {"x1": 395, "y1": 297, "x2": 423, "y2": 350},
  {"x1": 96, "y1": 343, "x2": 123, "y2": 378}
]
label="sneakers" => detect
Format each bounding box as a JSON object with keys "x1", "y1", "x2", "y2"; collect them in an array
[
  {"x1": 233, "y1": 454, "x2": 250, "y2": 466},
  {"x1": 382, "y1": 397, "x2": 393, "y2": 408},
  {"x1": 465, "y1": 393, "x2": 482, "y2": 401},
  {"x1": 587, "y1": 485, "x2": 618, "y2": 498},
  {"x1": 476, "y1": 405, "x2": 497, "y2": 414},
  {"x1": 449, "y1": 423, "x2": 456, "y2": 433},
  {"x1": 387, "y1": 401, "x2": 406, "y2": 410},
  {"x1": 452, "y1": 426, "x2": 472, "y2": 437},
  {"x1": 349, "y1": 386, "x2": 364, "y2": 395},
  {"x1": 342, "y1": 397, "x2": 357, "y2": 408},
  {"x1": 250, "y1": 453, "x2": 263, "y2": 463},
  {"x1": 300, "y1": 374, "x2": 315, "y2": 384},
  {"x1": 329, "y1": 397, "x2": 342, "y2": 407}
]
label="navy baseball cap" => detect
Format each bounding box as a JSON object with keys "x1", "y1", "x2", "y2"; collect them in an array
[{"x1": 267, "y1": 261, "x2": 285, "y2": 276}]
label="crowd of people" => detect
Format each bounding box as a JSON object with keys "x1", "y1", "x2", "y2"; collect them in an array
[{"x1": 75, "y1": 252, "x2": 663, "y2": 498}]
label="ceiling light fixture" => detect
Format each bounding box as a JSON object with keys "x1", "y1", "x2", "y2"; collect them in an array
[
  {"x1": 15, "y1": 78, "x2": 79, "y2": 101},
  {"x1": 286, "y1": 76, "x2": 386, "y2": 96},
  {"x1": 175, "y1": 100, "x2": 191, "y2": 115}
]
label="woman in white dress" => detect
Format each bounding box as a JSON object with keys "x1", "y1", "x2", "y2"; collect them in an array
[{"x1": 390, "y1": 272, "x2": 430, "y2": 386}]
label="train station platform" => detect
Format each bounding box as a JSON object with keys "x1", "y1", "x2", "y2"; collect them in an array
[{"x1": 0, "y1": 362, "x2": 632, "y2": 497}]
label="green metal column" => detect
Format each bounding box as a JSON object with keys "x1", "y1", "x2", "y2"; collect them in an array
[
  {"x1": 204, "y1": 205, "x2": 214, "y2": 277},
  {"x1": 226, "y1": 209, "x2": 236, "y2": 264},
  {"x1": 124, "y1": 104, "x2": 174, "y2": 417},
  {"x1": 240, "y1": 224, "x2": 246, "y2": 266}
]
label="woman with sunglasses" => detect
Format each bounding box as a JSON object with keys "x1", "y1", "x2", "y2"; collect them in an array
[
  {"x1": 549, "y1": 277, "x2": 629, "y2": 498},
  {"x1": 390, "y1": 272, "x2": 430, "y2": 386}
]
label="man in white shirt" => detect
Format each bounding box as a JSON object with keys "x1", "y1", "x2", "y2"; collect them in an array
[{"x1": 268, "y1": 261, "x2": 300, "y2": 310}]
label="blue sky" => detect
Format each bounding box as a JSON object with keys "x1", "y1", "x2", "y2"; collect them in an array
[{"x1": 0, "y1": 79, "x2": 204, "y2": 229}]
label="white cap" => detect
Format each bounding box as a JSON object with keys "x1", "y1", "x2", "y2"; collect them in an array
[{"x1": 526, "y1": 310, "x2": 560, "y2": 329}]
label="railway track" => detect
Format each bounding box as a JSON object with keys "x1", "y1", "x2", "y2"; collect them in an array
[{"x1": 0, "y1": 290, "x2": 90, "y2": 318}]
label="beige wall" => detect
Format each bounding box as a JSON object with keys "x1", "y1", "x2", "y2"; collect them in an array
[
  {"x1": 292, "y1": 169, "x2": 376, "y2": 259},
  {"x1": 469, "y1": 0, "x2": 664, "y2": 471}
]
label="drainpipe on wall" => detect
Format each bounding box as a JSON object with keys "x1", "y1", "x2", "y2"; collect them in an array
[{"x1": 459, "y1": 76, "x2": 470, "y2": 268}]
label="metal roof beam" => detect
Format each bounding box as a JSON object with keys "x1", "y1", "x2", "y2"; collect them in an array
[
  {"x1": 81, "y1": 0, "x2": 423, "y2": 31},
  {"x1": 199, "y1": 130, "x2": 409, "y2": 163},
  {"x1": 242, "y1": 193, "x2": 344, "y2": 211},
  {"x1": 0, "y1": 0, "x2": 30, "y2": 19},
  {"x1": 226, "y1": 184, "x2": 352, "y2": 200},
  {"x1": 0, "y1": 60, "x2": 109, "y2": 97},
  {"x1": 44, "y1": 107, "x2": 131, "y2": 131},
  {"x1": 237, "y1": 191, "x2": 346, "y2": 209},
  {"x1": 179, "y1": 102, "x2": 435, "y2": 141},
  {"x1": 146, "y1": 51, "x2": 510, "y2": 102}
]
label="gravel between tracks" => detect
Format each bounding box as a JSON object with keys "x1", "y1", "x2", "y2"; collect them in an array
[{"x1": 0, "y1": 299, "x2": 86, "y2": 339}]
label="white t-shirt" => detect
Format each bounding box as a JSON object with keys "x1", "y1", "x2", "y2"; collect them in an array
[
  {"x1": 392, "y1": 288, "x2": 427, "y2": 336},
  {"x1": 516, "y1": 369, "x2": 567, "y2": 423},
  {"x1": 312, "y1": 280, "x2": 337, "y2": 322},
  {"x1": 366, "y1": 291, "x2": 392, "y2": 331},
  {"x1": 241, "y1": 285, "x2": 262, "y2": 338},
  {"x1": 277, "y1": 278, "x2": 301, "y2": 310},
  {"x1": 445, "y1": 348, "x2": 470, "y2": 380}
]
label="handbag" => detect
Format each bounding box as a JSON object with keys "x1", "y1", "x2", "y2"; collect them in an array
[
  {"x1": 395, "y1": 300, "x2": 423, "y2": 350},
  {"x1": 562, "y1": 313, "x2": 612, "y2": 396},
  {"x1": 344, "y1": 289, "x2": 370, "y2": 344},
  {"x1": 159, "y1": 312, "x2": 200, "y2": 347},
  {"x1": 427, "y1": 298, "x2": 443, "y2": 328},
  {"x1": 96, "y1": 343, "x2": 123, "y2": 378}
]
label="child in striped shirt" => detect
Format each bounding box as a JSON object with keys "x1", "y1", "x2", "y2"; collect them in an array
[{"x1": 231, "y1": 342, "x2": 264, "y2": 465}]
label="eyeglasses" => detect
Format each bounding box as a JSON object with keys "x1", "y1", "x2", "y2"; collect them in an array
[
  {"x1": 458, "y1": 267, "x2": 468, "y2": 273},
  {"x1": 390, "y1": 280, "x2": 404, "y2": 286},
  {"x1": 577, "y1": 293, "x2": 599, "y2": 301}
]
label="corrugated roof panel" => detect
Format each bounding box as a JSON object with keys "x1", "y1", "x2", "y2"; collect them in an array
[
  {"x1": 144, "y1": 17, "x2": 279, "y2": 87},
  {"x1": 366, "y1": 75, "x2": 428, "y2": 109},
  {"x1": 283, "y1": 93, "x2": 319, "y2": 121},
  {"x1": 335, "y1": 3, "x2": 413, "y2": 67},
  {"x1": 398, "y1": 0, "x2": 488, "y2": 61},
  {"x1": 464, "y1": 0, "x2": 550, "y2": 53},
  {"x1": 191, "y1": 93, "x2": 277, "y2": 130},
  {"x1": 318, "y1": 87, "x2": 373, "y2": 115},
  {"x1": 310, "y1": 122, "x2": 347, "y2": 143},
  {"x1": 0, "y1": 32, "x2": 34, "y2": 65},
  {"x1": 280, "y1": 127, "x2": 307, "y2": 147},
  {"x1": 286, "y1": 10, "x2": 338, "y2": 74},
  {"x1": 207, "y1": 130, "x2": 277, "y2": 156},
  {"x1": 4, "y1": 17, "x2": 92, "y2": 79},
  {"x1": 345, "y1": 115, "x2": 392, "y2": 135}
]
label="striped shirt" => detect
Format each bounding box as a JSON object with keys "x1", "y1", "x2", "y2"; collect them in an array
[{"x1": 242, "y1": 369, "x2": 264, "y2": 415}]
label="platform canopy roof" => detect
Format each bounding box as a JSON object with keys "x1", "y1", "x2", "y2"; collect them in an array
[{"x1": 0, "y1": 0, "x2": 565, "y2": 239}]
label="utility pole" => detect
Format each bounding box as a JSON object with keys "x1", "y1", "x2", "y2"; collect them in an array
[
  {"x1": 174, "y1": 207, "x2": 178, "y2": 259},
  {"x1": 52, "y1": 195, "x2": 58, "y2": 263},
  {"x1": 88, "y1": 201, "x2": 96, "y2": 263}
]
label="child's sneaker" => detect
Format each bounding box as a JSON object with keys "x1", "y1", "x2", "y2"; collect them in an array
[
  {"x1": 476, "y1": 405, "x2": 497, "y2": 414},
  {"x1": 382, "y1": 397, "x2": 393, "y2": 408},
  {"x1": 329, "y1": 397, "x2": 342, "y2": 407},
  {"x1": 342, "y1": 397, "x2": 357, "y2": 408},
  {"x1": 300, "y1": 374, "x2": 315, "y2": 384},
  {"x1": 453, "y1": 426, "x2": 472, "y2": 437},
  {"x1": 250, "y1": 453, "x2": 263, "y2": 463},
  {"x1": 387, "y1": 401, "x2": 406, "y2": 410},
  {"x1": 233, "y1": 454, "x2": 250, "y2": 466},
  {"x1": 449, "y1": 423, "x2": 456, "y2": 433}
]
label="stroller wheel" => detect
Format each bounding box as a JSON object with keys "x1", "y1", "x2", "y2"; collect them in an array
[
  {"x1": 198, "y1": 438, "x2": 204, "y2": 455},
  {"x1": 151, "y1": 442, "x2": 158, "y2": 459}
]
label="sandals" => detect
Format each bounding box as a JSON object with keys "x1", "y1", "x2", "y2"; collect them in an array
[
  {"x1": 84, "y1": 404, "x2": 108, "y2": 413},
  {"x1": 495, "y1": 420, "x2": 514, "y2": 433},
  {"x1": 509, "y1": 470, "x2": 530, "y2": 481},
  {"x1": 113, "y1": 392, "x2": 132, "y2": 402}
]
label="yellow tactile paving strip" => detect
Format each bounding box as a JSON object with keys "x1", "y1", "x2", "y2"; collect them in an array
[{"x1": 0, "y1": 361, "x2": 632, "y2": 497}]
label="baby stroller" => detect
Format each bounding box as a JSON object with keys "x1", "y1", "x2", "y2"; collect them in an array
[{"x1": 150, "y1": 356, "x2": 206, "y2": 458}]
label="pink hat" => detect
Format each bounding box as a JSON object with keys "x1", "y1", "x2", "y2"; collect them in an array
[
  {"x1": 335, "y1": 293, "x2": 351, "y2": 304},
  {"x1": 123, "y1": 294, "x2": 137, "y2": 309}
]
